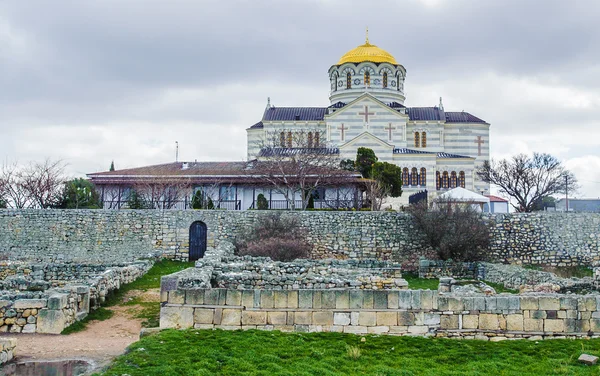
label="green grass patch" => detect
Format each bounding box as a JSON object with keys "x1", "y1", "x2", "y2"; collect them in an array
[
  {"x1": 403, "y1": 273, "x2": 439, "y2": 290},
  {"x1": 62, "y1": 259, "x2": 194, "y2": 334},
  {"x1": 482, "y1": 281, "x2": 519, "y2": 294},
  {"x1": 99, "y1": 329, "x2": 600, "y2": 375}
]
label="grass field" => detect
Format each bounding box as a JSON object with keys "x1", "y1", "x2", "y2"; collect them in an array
[{"x1": 98, "y1": 329, "x2": 600, "y2": 375}]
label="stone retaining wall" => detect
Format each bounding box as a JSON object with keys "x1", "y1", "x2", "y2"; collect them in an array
[
  {"x1": 160, "y1": 286, "x2": 600, "y2": 340},
  {"x1": 1, "y1": 210, "x2": 599, "y2": 267},
  {"x1": 0, "y1": 337, "x2": 16, "y2": 365}
]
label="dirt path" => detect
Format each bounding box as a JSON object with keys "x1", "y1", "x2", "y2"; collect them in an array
[{"x1": 3, "y1": 289, "x2": 160, "y2": 372}]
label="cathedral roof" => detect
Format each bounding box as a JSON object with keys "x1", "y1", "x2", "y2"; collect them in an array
[
  {"x1": 407, "y1": 107, "x2": 487, "y2": 123},
  {"x1": 336, "y1": 41, "x2": 398, "y2": 65},
  {"x1": 393, "y1": 149, "x2": 473, "y2": 159},
  {"x1": 263, "y1": 107, "x2": 327, "y2": 121},
  {"x1": 258, "y1": 147, "x2": 340, "y2": 157},
  {"x1": 249, "y1": 121, "x2": 264, "y2": 129},
  {"x1": 444, "y1": 112, "x2": 487, "y2": 123}
]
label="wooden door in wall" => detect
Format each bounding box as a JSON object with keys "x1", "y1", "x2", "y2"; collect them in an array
[{"x1": 189, "y1": 221, "x2": 207, "y2": 261}]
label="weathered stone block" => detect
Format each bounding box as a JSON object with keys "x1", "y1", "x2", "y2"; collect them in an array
[
  {"x1": 321, "y1": 291, "x2": 336, "y2": 309},
  {"x1": 423, "y1": 313, "x2": 440, "y2": 326},
  {"x1": 221, "y1": 309, "x2": 242, "y2": 326},
  {"x1": 343, "y1": 326, "x2": 367, "y2": 334},
  {"x1": 408, "y1": 325, "x2": 429, "y2": 334},
  {"x1": 368, "y1": 326, "x2": 390, "y2": 334},
  {"x1": 524, "y1": 318, "x2": 543, "y2": 332},
  {"x1": 507, "y1": 314, "x2": 524, "y2": 331},
  {"x1": 299, "y1": 290, "x2": 312, "y2": 309},
  {"x1": 213, "y1": 308, "x2": 223, "y2": 325},
  {"x1": 398, "y1": 311, "x2": 415, "y2": 326},
  {"x1": 387, "y1": 291, "x2": 399, "y2": 309},
  {"x1": 507, "y1": 296, "x2": 520, "y2": 311},
  {"x1": 440, "y1": 315, "x2": 459, "y2": 330},
  {"x1": 313, "y1": 312, "x2": 334, "y2": 326},
  {"x1": 520, "y1": 297, "x2": 539, "y2": 310},
  {"x1": 496, "y1": 297, "x2": 509, "y2": 311},
  {"x1": 294, "y1": 311, "x2": 312, "y2": 325},
  {"x1": 185, "y1": 289, "x2": 204, "y2": 305},
  {"x1": 14, "y1": 299, "x2": 47, "y2": 310},
  {"x1": 560, "y1": 297, "x2": 578, "y2": 310},
  {"x1": 358, "y1": 312, "x2": 377, "y2": 326},
  {"x1": 349, "y1": 290, "x2": 363, "y2": 309},
  {"x1": 194, "y1": 308, "x2": 214, "y2": 324},
  {"x1": 398, "y1": 290, "x2": 411, "y2": 310},
  {"x1": 485, "y1": 297, "x2": 497, "y2": 311},
  {"x1": 377, "y1": 312, "x2": 397, "y2": 326},
  {"x1": 538, "y1": 297, "x2": 560, "y2": 311},
  {"x1": 363, "y1": 291, "x2": 374, "y2": 309},
  {"x1": 47, "y1": 294, "x2": 68, "y2": 310},
  {"x1": 204, "y1": 289, "x2": 220, "y2": 305},
  {"x1": 373, "y1": 291, "x2": 388, "y2": 309},
  {"x1": 242, "y1": 311, "x2": 267, "y2": 325},
  {"x1": 160, "y1": 306, "x2": 194, "y2": 329},
  {"x1": 334, "y1": 312, "x2": 350, "y2": 326},
  {"x1": 462, "y1": 315, "x2": 479, "y2": 329},
  {"x1": 544, "y1": 319, "x2": 564, "y2": 333},
  {"x1": 267, "y1": 311, "x2": 287, "y2": 325},
  {"x1": 335, "y1": 291, "x2": 349, "y2": 309},
  {"x1": 420, "y1": 290, "x2": 434, "y2": 310},
  {"x1": 273, "y1": 291, "x2": 287, "y2": 309},
  {"x1": 226, "y1": 290, "x2": 242, "y2": 306},
  {"x1": 313, "y1": 291, "x2": 322, "y2": 309},
  {"x1": 579, "y1": 354, "x2": 599, "y2": 366},
  {"x1": 260, "y1": 291, "x2": 274, "y2": 309},
  {"x1": 479, "y1": 314, "x2": 499, "y2": 330},
  {"x1": 22, "y1": 323, "x2": 36, "y2": 333},
  {"x1": 473, "y1": 297, "x2": 486, "y2": 311},
  {"x1": 287, "y1": 291, "x2": 298, "y2": 309},
  {"x1": 242, "y1": 290, "x2": 254, "y2": 308},
  {"x1": 447, "y1": 297, "x2": 464, "y2": 312},
  {"x1": 531, "y1": 310, "x2": 546, "y2": 320}
]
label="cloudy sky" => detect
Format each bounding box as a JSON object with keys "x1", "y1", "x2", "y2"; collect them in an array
[{"x1": 1, "y1": 0, "x2": 599, "y2": 197}]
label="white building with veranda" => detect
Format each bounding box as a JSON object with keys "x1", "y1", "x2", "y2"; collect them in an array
[{"x1": 247, "y1": 34, "x2": 490, "y2": 203}]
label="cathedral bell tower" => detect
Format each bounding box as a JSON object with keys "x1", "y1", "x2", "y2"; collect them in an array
[{"x1": 328, "y1": 30, "x2": 407, "y2": 105}]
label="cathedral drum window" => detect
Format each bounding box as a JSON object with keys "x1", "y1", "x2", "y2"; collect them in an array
[
  {"x1": 402, "y1": 168, "x2": 409, "y2": 186},
  {"x1": 346, "y1": 73, "x2": 352, "y2": 89},
  {"x1": 421, "y1": 132, "x2": 427, "y2": 148},
  {"x1": 420, "y1": 168, "x2": 426, "y2": 186},
  {"x1": 414, "y1": 132, "x2": 420, "y2": 148},
  {"x1": 383, "y1": 72, "x2": 388, "y2": 88},
  {"x1": 442, "y1": 171, "x2": 449, "y2": 189},
  {"x1": 411, "y1": 168, "x2": 418, "y2": 186},
  {"x1": 459, "y1": 171, "x2": 466, "y2": 188},
  {"x1": 364, "y1": 71, "x2": 370, "y2": 86},
  {"x1": 450, "y1": 171, "x2": 457, "y2": 188}
]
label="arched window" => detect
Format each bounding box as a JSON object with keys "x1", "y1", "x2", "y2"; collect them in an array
[
  {"x1": 442, "y1": 171, "x2": 449, "y2": 189},
  {"x1": 314, "y1": 132, "x2": 320, "y2": 147},
  {"x1": 420, "y1": 168, "x2": 426, "y2": 186},
  {"x1": 450, "y1": 171, "x2": 457, "y2": 188},
  {"x1": 383, "y1": 72, "x2": 388, "y2": 88},
  {"x1": 421, "y1": 132, "x2": 427, "y2": 148},
  {"x1": 333, "y1": 73, "x2": 338, "y2": 92},
  {"x1": 279, "y1": 132, "x2": 285, "y2": 147},
  {"x1": 287, "y1": 132, "x2": 292, "y2": 147},
  {"x1": 411, "y1": 168, "x2": 418, "y2": 186},
  {"x1": 414, "y1": 132, "x2": 420, "y2": 148},
  {"x1": 364, "y1": 71, "x2": 370, "y2": 86},
  {"x1": 308, "y1": 132, "x2": 313, "y2": 148},
  {"x1": 436, "y1": 171, "x2": 440, "y2": 190},
  {"x1": 459, "y1": 171, "x2": 465, "y2": 188},
  {"x1": 347, "y1": 73, "x2": 352, "y2": 89},
  {"x1": 402, "y1": 168, "x2": 409, "y2": 186}
]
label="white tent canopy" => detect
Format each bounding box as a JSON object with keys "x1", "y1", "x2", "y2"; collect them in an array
[{"x1": 436, "y1": 187, "x2": 490, "y2": 211}]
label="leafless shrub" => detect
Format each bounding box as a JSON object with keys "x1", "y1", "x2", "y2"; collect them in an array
[{"x1": 235, "y1": 213, "x2": 311, "y2": 261}]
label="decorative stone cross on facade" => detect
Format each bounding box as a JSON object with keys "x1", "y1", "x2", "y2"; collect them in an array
[
  {"x1": 338, "y1": 123, "x2": 347, "y2": 141},
  {"x1": 385, "y1": 123, "x2": 395, "y2": 141},
  {"x1": 474, "y1": 136, "x2": 484, "y2": 156},
  {"x1": 358, "y1": 105, "x2": 374, "y2": 128}
]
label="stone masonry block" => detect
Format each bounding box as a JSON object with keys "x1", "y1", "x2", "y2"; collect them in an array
[
  {"x1": 447, "y1": 297, "x2": 464, "y2": 312},
  {"x1": 226, "y1": 290, "x2": 242, "y2": 306},
  {"x1": 242, "y1": 290, "x2": 254, "y2": 308},
  {"x1": 334, "y1": 312, "x2": 351, "y2": 326},
  {"x1": 377, "y1": 312, "x2": 397, "y2": 326},
  {"x1": 299, "y1": 290, "x2": 313, "y2": 309},
  {"x1": 335, "y1": 291, "x2": 349, "y2": 309},
  {"x1": 420, "y1": 290, "x2": 434, "y2": 310},
  {"x1": 437, "y1": 296, "x2": 449, "y2": 311},
  {"x1": 221, "y1": 309, "x2": 242, "y2": 326},
  {"x1": 313, "y1": 291, "x2": 322, "y2": 309},
  {"x1": 539, "y1": 297, "x2": 560, "y2": 311},
  {"x1": 531, "y1": 310, "x2": 546, "y2": 320},
  {"x1": 168, "y1": 290, "x2": 185, "y2": 304},
  {"x1": 37, "y1": 309, "x2": 67, "y2": 334},
  {"x1": 507, "y1": 314, "x2": 524, "y2": 331},
  {"x1": 462, "y1": 297, "x2": 475, "y2": 311},
  {"x1": 485, "y1": 297, "x2": 497, "y2": 311},
  {"x1": 544, "y1": 319, "x2": 565, "y2": 333},
  {"x1": 294, "y1": 311, "x2": 312, "y2": 325},
  {"x1": 287, "y1": 291, "x2": 298, "y2": 309},
  {"x1": 440, "y1": 315, "x2": 459, "y2": 330},
  {"x1": 160, "y1": 306, "x2": 194, "y2": 329},
  {"x1": 462, "y1": 315, "x2": 479, "y2": 329},
  {"x1": 387, "y1": 291, "x2": 399, "y2": 309},
  {"x1": 186, "y1": 289, "x2": 204, "y2": 305},
  {"x1": 560, "y1": 297, "x2": 578, "y2": 310},
  {"x1": 344, "y1": 326, "x2": 368, "y2": 334},
  {"x1": 590, "y1": 319, "x2": 600, "y2": 332},
  {"x1": 47, "y1": 294, "x2": 68, "y2": 310},
  {"x1": 520, "y1": 297, "x2": 539, "y2": 310},
  {"x1": 507, "y1": 296, "x2": 520, "y2": 311},
  {"x1": 358, "y1": 312, "x2": 377, "y2": 326},
  {"x1": 423, "y1": 313, "x2": 440, "y2": 326},
  {"x1": 398, "y1": 290, "x2": 412, "y2": 310},
  {"x1": 373, "y1": 291, "x2": 388, "y2": 309},
  {"x1": 321, "y1": 291, "x2": 336, "y2": 309},
  {"x1": 363, "y1": 291, "x2": 374, "y2": 309},
  {"x1": 267, "y1": 311, "x2": 287, "y2": 325},
  {"x1": 253, "y1": 290, "x2": 261, "y2": 308},
  {"x1": 349, "y1": 290, "x2": 363, "y2": 309},
  {"x1": 242, "y1": 311, "x2": 267, "y2": 325},
  {"x1": 14, "y1": 299, "x2": 47, "y2": 310},
  {"x1": 194, "y1": 308, "x2": 214, "y2": 324},
  {"x1": 479, "y1": 314, "x2": 499, "y2": 330},
  {"x1": 273, "y1": 291, "x2": 288, "y2": 309},
  {"x1": 204, "y1": 289, "x2": 220, "y2": 305},
  {"x1": 213, "y1": 308, "x2": 223, "y2": 324},
  {"x1": 313, "y1": 312, "x2": 334, "y2": 326},
  {"x1": 524, "y1": 318, "x2": 543, "y2": 332},
  {"x1": 496, "y1": 297, "x2": 509, "y2": 311},
  {"x1": 398, "y1": 311, "x2": 415, "y2": 326},
  {"x1": 260, "y1": 291, "x2": 274, "y2": 309},
  {"x1": 473, "y1": 297, "x2": 486, "y2": 311},
  {"x1": 411, "y1": 290, "x2": 421, "y2": 309},
  {"x1": 368, "y1": 326, "x2": 390, "y2": 334}
]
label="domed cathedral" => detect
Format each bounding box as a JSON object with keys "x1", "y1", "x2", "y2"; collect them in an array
[{"x1": 247, "y1": 31, "x2": 490, "y2": 203}]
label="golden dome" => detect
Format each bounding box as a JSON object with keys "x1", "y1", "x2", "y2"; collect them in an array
[{"x1": 336, "y1": 40, "x2": 398, "y2": 65}]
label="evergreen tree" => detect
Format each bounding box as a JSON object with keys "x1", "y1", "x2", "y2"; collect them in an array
[
  {"x1": 58, "y1": 178, "x2": 101, "y2": 209},
  {"x1": 256, "y1": 193, "x2": 269, "y2": 210},
  {"x1": 128, "y1": 190, "x2": 150, "y2": 209},
  {"x1": 191, "y1": 190, "x2": 205, "y2": 209},
  {"x1": 109, "y1": 161, "x2": 115, "y2": 171},
  {"x1": 355, "y1": 148, "x2": 378, "y2": 178},
  {"x1": 372, "y1": 162, "x2": 403, "y2": 197}
]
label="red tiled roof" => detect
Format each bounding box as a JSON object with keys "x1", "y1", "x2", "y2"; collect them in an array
[{"x1": 486, "y1": 195, "x2": 508, "y2": 202}]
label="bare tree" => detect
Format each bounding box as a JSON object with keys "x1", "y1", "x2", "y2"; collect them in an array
[
  {"x1": 1, "y1": 161, "x2": 32, "y2": 208},
  {"x1": 363, "y1": 178, "x2": 386, "y2": 211},
  {"x1": 131, "y1": 177, "x2": 193, "y2": 209},
  {"x1": 477, "y1": 153, "x2": 578, "y2": 212},
  {"x1": 18, "y1": 159, "x2": 67, "y2": 208},
  {"x1": 251, "y1": 129, "x2": 359, "y2": 210}
]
